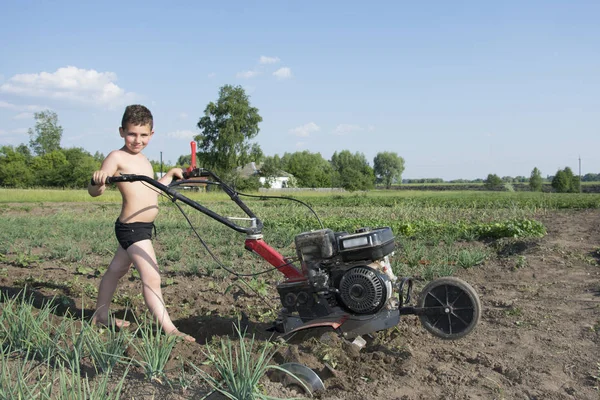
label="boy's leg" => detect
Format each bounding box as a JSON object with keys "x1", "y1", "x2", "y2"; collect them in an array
[
  {"x1": 127, "y1": 240, "x2": 195, "y2": 342},
  {"x1": 94, "y1": 246, "x2": 132, "y2": 327}
]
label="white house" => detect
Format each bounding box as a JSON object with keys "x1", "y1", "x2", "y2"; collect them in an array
[
  {"x1": 259, "y1": 175, "x2": 291, "y2": 189},
  {"x1": 238, "y1": 162, "x2": 293, "y2": 189}
]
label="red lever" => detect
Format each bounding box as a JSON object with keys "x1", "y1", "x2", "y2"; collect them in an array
[{"x1": 188, "y1": 141, "x2": 197, "y2": 171}]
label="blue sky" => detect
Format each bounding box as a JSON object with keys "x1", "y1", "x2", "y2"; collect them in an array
[{"x1": 1, "y1": 1, "x2": 598, "y2": 180}]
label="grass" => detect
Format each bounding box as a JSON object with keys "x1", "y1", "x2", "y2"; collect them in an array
[
  {"x1": 0, "y1": 189, "x2": 562, "y2": 300},
  {"x1": 191, "y1": 321, "x2": 308, "y2": 400},
  {"x1": 85, "y1": 321, "x2": 132, "y2": 374},
  {"x1": 456, "y1": 248, "x2": 489, "y2": 269},
  {"x1": 0, "y1": 348, "x2": 51, "y2": 399},
  {"x1": 592, "y1": 362, "x2": 600, "y2": 391},
  {"x1": 0, "y1": 290, "x2": 194, "y2": 397},
  {"x1": 131, "y1": 314, "x2": 179, "y2": 382},
  {"x1": 51, "y1": 358, "x2": 129, "y2": 400},
  {"x1": 0, "y1": 295, "x2": 307, "y2": 399}
]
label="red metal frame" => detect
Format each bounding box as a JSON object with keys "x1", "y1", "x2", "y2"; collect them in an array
[
  {"x1": 187, "y1": 141, "x2": 197, "y2": 172},
  {"x1": 182, "y1": 142, "x2": 305, "y2": 282},
  {"x1": 244, "y1": 238, "x2": 306, "y2": 281}
]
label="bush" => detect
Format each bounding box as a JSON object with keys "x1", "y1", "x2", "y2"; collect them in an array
[
  {"x1": 552, "y1": 167, "x2": 579, "y2": 193},
  {"x1": 484, "y1": 174, "x2": 503, "y2": 190},
  {"x1": 529, "y1": 167, "x2": 543, "y2": 192}
]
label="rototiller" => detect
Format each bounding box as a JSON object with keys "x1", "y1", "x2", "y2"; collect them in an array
[{"x1": 104, "y1": 143, "x2": 481, "y2": 342}]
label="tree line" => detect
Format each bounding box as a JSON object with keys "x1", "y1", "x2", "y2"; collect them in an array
[
  {"x1": 174, "y1": 85, "x2": 408, "y2": 191},
  {"x1": 0, "y1": 111, "x2": 177, "y2": 188},
  {"x1": 0, "y1": 86, "x2": 406, "y2": 190},
  {"x1": 0, "y1": 84, "x2": 592, "y2": 192},
  {"x1": 483, "y1": 166, "x2": 581, "y2": 193}
]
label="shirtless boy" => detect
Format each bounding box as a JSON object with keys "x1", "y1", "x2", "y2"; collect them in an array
[{"x1": 88, "y1": 104, "x2": 195, "y2": 342}]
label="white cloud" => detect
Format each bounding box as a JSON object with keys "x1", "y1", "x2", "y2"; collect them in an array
[
  {"x1": 368, "y1": 125, "x2": 375, "y2": 132},
  {"x1": 236, "y1": 70, "x2": 259, "y2": 79},
  {"x1": 208, "y1": 72, "x2": 216, "y2": 78},
  {"x1": 259, "y1": 56, "x2": 280, "y2": 64},
  {"x1": 166, "y1": 130, "x2": 196, "y2": 140},
  {"x1": 334, "y1": 124, "x2": 363, "y2": 136},
  {"x1": 0, "y1": 66, "x2": 136, "y2": 108},
  {"x1": 0, "y1": 101, "x2": 15, "y2": 109},
  {"x1": 13, "y1": 112, "x2": 33, "y2": 120},
  {"x1": 178, "y1": 112, "x2": 188, "y2": 119},
  {"x1": 273, "y1": 67, "x2": 292, "y2": 80},
  {"x1": 289, "y1": 122, "x2": 320, "y2": 137},
  {"x1": 0, "y1": 129, "x2": 6, "y2": 136},
  {"x1": 0, "y1": 101, "x2": 47, "y2": 112},
  {"x1": 295, "y1": 141, "x2": 306, "y2": 148}
]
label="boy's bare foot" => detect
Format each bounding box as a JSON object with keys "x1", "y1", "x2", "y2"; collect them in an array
[
  {"x1": 92, "y1": 316, "x2": 131, "y2": 329},
  {"x1": 168, "y1": 329, "x2": 196, "y2": 343}
]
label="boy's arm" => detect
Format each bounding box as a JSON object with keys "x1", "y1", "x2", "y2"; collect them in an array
[
  {"x1": 157, "y1": 167, "x2": 184, "y2": 186},
  {"x1": 88, "y1": 152, "x2": 120, "y2": 197}
]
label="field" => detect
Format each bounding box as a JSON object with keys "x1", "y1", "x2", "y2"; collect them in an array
[{"x1": 0, "y1": 188, "x2": 599, "y2": 399}]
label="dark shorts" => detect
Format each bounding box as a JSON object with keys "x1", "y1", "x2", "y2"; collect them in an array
[{"x1": 115, "y1": 219, "x2": 155, "y2": 250}]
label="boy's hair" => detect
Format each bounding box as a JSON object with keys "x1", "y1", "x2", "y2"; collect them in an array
[{"x1": 121, "y1": 105, "x2": 153, "y2": 129}]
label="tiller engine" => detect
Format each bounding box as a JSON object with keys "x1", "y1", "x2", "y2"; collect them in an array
[{"x1": 272, "y1": 227, "x2": 480, "y2": 340}]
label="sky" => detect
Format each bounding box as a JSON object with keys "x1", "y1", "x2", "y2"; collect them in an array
[{"x1": 0, "y1": 1, "x2": 598, "y2": 181}]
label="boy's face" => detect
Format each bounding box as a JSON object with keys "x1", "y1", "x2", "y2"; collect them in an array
[{"x1": 119, "y1": 123, "x2": 153, "y2": 154}]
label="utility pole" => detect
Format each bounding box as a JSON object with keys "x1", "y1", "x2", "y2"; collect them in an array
[{"x1": 160, "y1": 151, "x2": 163, "y2": 176}]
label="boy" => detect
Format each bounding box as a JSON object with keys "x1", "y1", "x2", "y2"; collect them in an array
[{"x1": 88, "y1": 104, "x2": 195, "y2": 342}]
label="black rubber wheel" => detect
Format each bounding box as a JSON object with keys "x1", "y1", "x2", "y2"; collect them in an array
[{"x1": 417, "y1": 277, "x2": 481, "y2": 340}]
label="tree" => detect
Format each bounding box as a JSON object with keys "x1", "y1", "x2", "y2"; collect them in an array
[
  {"x1": 249, "y1": 143, "x2": 264, "y2": 164},
  {"x1": 483, "y1": 173, "x2": 502, "y2": 189},
  {"x1": 280, "y1": 151, "x2": 332, "y2": 188},
  {"x1": 572, "y1": 175, "x2": 581, "y2": 193},
  {"x1": 16, "y1": 144, "x2": 32, "y2": 161},
  {"x1": 563, "y1": 167, "x2": 580, "y2": 193},
  {"x1": 195, "y1": 85, "x2": 263, "y2": 174},
  {"x1": 259, "y1": 155, "x2": 282, "y2": 187},
  {"x1": 373, "y1": 152, "x2": 405, "y2": 189},
  {"x1": 330, "y1": 150, "x2": 375, "y2": 191},
  {"x1": 514, "y1": 176, "x2": 527, "y2": 183},
  {"x1": 176, "y1": 154, "x2": 191, "y2": 167},
  {"x1": 29, "y1": 110, "x2": 63, "y2": 156},
  {"x1": 582, "y1": 173, "x2": 600, "y2": 182},
  {"x1": 31, "y1": 150, "x2": 69, "y2": 186},
  {"x1": 551, "y1": 170, "x2": 569, "y2": 193},
  {"x1": 0, "y1": 145, "x2": 34, "y2": 187},
  {"x1": 93, "y1": 151, "x2": 105, "y2": 163},
  {"x1": 551, "y1": 167, "x2": 580, "y2": 193},
  {"x1": 529, "y1": 167, "x2": 543, "y2": 192},
  {"x1": 60, "y1": 147, "x2": 101, "y2": 188}
]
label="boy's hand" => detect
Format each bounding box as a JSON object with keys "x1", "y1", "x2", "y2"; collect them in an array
[
  {"x1": 158, "y1": 167, "x2": 184, "y2": 186},
  {"x1": 169, "y1": 167, "x2": 184, "y2": 180},
  {"x1": 91, "y1": 170, "x2": 110, "y2": 186}
]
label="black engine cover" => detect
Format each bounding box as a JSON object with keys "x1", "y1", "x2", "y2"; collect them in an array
[
  {"x1": 276, "y1": 281, "x2": 335, "y2": 321},
  {"x1": 338, "y1": 266, "x2": 389, "y2": 314}
]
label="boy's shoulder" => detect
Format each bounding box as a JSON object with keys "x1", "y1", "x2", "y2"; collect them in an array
[
  {"x1": 106, "y1": 148, "x2": 150, "y2": 162},
  {"x1": 103, "y1": 149, "x2": 151, "y2": 172}
]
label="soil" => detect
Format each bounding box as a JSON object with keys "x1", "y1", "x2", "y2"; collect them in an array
[{"x1": 1, "y1": 208, "x2": 599, "y2": 399}]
